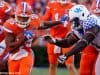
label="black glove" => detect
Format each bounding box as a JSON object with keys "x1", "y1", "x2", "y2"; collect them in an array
[
  {"x1": 58, "y1": 54, "x2": 68, "y2": 64},
  {"x1": 43, "y1": 35, "x2": 56, "y2": 44}
]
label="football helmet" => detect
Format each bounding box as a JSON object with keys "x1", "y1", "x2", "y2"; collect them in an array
[
  {"x1": 69, "y1": 5, "x2": 90, "y2": 21},
  {"x1": 15, "y1": 2, "x2": 33, "y2": 28},
  {"x1": 57, "y1": 0, "x2": 70, "y2": 4}
]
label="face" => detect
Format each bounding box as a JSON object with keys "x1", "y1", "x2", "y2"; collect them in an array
[{"x1": 17, "y1": 16, "x2": 30, "y2": 23}]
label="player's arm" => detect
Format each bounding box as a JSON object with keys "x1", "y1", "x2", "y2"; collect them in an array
[
  {"x1": 58, "y1": 25, "x2": 100, "y2": 63},
  {"x1": 5, "y1": 29, "x2": 35, "y2": 53},
  {"x1": 65, "y1": 25, "x2": 100, "y2": 57},
  {"x1": 44, "y1": 32, "x2": 79, "y2": 48},
  {"x1": 37, "y1": 21, "x2": 62, "y2": 30},
  {"x1": 54, "y1": 32, "x2": 79, "y2": 47},
  {"x1": 38, "y1": 15, "x2": 68, "y2": 30},
  {"x1": 5, "y1": 32, "x2": 26, "y2": 53}
]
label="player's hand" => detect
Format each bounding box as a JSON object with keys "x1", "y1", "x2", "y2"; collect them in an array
[
  {"x1": 60, "y1": 14, "x2": 68, "y2": 23},
  {"x1": 43, "y1": 35, "x2": 56, "y2": 44},
  {"x1": 24, "y1": 30, "x2": 34, "y2": 40},
  {"x1": 58, "y1": 54, "x2": 68, "y2": 64}
]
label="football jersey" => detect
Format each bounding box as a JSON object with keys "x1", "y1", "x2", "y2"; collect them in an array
[
  {"x1": 3, "y1": 15, "x2": 40, "y2": 60},
  {"x1": 3, "y1": 15, "x2": 40, "y2": 51},
  {"x1": 42, "y1": 1, "x2": 74, "y2": 38}
]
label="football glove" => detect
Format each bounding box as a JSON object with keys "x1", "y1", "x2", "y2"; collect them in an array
[
  {"x1": 58, "y1": 54, "x2": 68, "y2": 64},
  {"x1": 60, "y1": 14, "x2": 68, "y2": 23},
  {"x1": 24, "y1": 30, "x2": 34, "y2": 40}
]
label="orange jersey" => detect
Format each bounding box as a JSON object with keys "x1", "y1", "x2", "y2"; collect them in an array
[
  {"x1": 82, "y1": 45, "x2": 98, "y2": 54},
  {"x1": 0, "y1": 1, "x2": 11, "y2": 25},
  {"x1": 3, "y1": 15, "x2": 40, "y2": 53},
  {"x1": 42, "y1": 1, "x2": 59, "y2": 21},
  {"x1": 42, "y1": 1, "x2": 74, "y2": 38}
]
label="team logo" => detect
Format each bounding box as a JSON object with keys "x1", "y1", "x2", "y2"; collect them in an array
[{"x1": 74, "y1": 8, "x2": 82, "y2": 13}]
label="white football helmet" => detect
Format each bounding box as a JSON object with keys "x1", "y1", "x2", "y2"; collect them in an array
[
  {"x1": 15, "y1": 2, "x2": 33, "y2": 28},
  {"x1": 69, "y1": 5, "x2": 90, "y2": 21},
  {"x1": 57, "y1": 0, "x2": 70, "y2": 4}
]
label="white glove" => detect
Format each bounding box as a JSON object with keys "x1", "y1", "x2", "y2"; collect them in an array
[{"x1": 58, "y1": 55, "x2": 67, "y2": 64}]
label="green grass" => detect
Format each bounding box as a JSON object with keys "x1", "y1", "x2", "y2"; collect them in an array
[{"x1": 31, "y1": 67, "x2": 68, "y2": 75}]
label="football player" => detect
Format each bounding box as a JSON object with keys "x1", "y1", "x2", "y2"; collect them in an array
[
  {"x1": 44, "y1": 5, "x2": 99, "y2": 75},
  {"x1": 3, "y1": 2, "x2": 36, "y2": 75},
  {"x1": 42, "y1": 0, "x2": 77, "y2": 75},
  {"x1": 3, "y1": 1, "x2": 68, "y2": 75}
]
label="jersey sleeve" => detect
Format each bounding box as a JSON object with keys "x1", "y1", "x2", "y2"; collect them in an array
[{"x1": 3, "y1": 19, "x2": 14, "y2": 33}]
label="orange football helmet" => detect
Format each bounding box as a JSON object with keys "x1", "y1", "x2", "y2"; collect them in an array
[
  {"x1": 57, "y1": 0, "x2": 71, "y2": 4},
  {"x1": 15, "y1": 2, "x2": 33, "y2": 28}
]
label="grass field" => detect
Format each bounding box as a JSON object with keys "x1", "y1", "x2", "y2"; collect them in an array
[{"x1": 31, "y1": 67, "x2": 68, "y2": 75}]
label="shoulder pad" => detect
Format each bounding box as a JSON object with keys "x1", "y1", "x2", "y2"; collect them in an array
[{"x1": 83, "y1": 15, "x2": 98, "y2": 30}]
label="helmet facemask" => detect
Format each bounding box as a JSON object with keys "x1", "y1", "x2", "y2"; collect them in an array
[
  {"x1": 15, "y1": 13, "x2": 31, "y2": 28},
  {"x1": 15, "y1": 2, "x2": 32, "y2": 28},
  {"x1": 71, "y1": 17, "x2": 84, "y2": 34}
]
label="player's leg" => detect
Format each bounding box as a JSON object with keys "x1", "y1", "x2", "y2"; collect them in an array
[
  {"x1": 8, "y1": 59, "x2": 20, "y2": 75},
  {"x1": 47, "y1": 43, "x2": 59, "y2": 75},
  {"x1": 80, "y1": 46, "x2": 98, "y2": 75},
  {"x1": 80, "y1": 53, "x2": 92, "y2": 75},
  {"x1": 48, "y1": 54, "x2": 59, "y2": 75},
  {"x1": 80, "y1": 53, "x2": 97, "y2": 75},
  {"x1": 19, "y1": 53, "x2": 34, "y2": 75},
  {"x1": 62, "y1": 47, "x2": 78, "y2": 75},
  {"x1": 65, "y1": 56, "x2": 78, "y2": 75}
]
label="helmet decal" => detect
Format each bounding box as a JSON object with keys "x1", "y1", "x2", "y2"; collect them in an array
[{"x1": 74, "y1": 8, "x2": 83, "y2": 13}]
